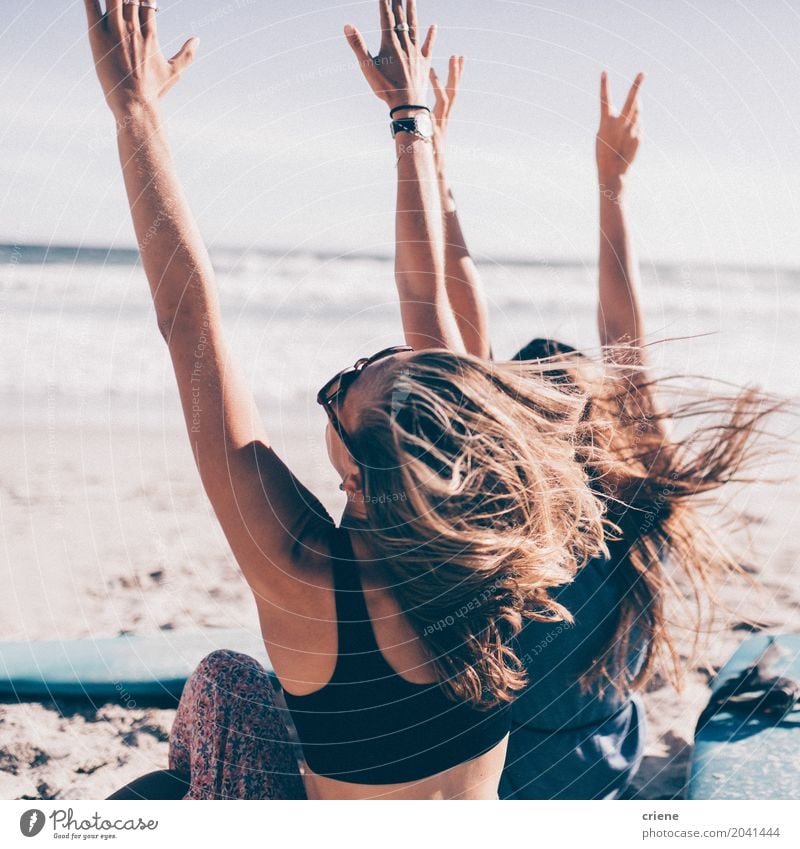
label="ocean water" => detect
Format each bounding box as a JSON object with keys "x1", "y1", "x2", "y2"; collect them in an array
[{"x1": 1, "y1": 242, "x2": 799, "y2": 433}]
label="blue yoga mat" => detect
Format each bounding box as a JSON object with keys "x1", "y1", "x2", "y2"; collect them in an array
[{"x1": 0, "y1": 629, "x2": 274, "y2": 705}]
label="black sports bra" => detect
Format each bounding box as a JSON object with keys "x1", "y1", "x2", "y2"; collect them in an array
[{"x1": 283, "y1": 527, "x2": 510, "y2": 785}]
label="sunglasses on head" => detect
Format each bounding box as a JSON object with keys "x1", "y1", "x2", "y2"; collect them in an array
[{"x1": 317, "y1": 346, "x2": 413, "y2": 451}]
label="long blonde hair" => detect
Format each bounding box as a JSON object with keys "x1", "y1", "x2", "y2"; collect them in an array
[
  {"x1": 566, "y1": 352, "x2": 789, "y2": 694},
  {"x1": 349, "y1": 347, "x2": 786, "y2": 708},
  {"x1": 510, "y1": 342, "x2": 790, "y2": 695},
  {"x1": 349, "y1": 350, "x2": 610, "y2": 708}
]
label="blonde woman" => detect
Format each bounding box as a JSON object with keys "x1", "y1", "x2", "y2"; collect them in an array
[{"x1": 86, "y1": 0, "x2": 612, "y2": 800}]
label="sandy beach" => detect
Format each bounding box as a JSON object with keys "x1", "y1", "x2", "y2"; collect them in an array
[{"x1": 1, "y1": 418, "x2": 798, "y2": 801}]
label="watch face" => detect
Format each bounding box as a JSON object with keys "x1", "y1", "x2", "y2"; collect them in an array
[{"x1": 415, "y1": 113, "x2": 434, "y2": 138}]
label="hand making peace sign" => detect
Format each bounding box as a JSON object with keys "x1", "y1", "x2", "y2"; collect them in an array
[{"x1": 596, "y1": 71, "x2": 645, "y2": 186}]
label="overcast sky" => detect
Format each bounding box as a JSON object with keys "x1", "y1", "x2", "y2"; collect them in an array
[{"x1": 2, "y1": 0, "x2": 800, "y2": 266}]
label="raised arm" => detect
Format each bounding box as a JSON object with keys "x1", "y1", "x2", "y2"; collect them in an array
[
  {"x1": 345, "y1": 0, "x2": 462, "y2": 351},
  {"x1": 596, "y1": 72, "x2": 645, "y2": 356},
  {"x1": 595, "y1": 72, "x2": 670, "y2": 443},
  {"x1": 83, "y1": 2, "x2": 330, "y2": 605},
  {"x1": 428, "y1": 57, "x2": 491, "y2": 358}
]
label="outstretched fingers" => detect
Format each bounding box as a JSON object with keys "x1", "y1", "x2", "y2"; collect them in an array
[
  {"x1": 600, "y1": 70, "x2": 611, "y2": 119},
  {"x1": 421, "y1": 24, "x2": 437, "y2": 58},
  {"x1": 121, "y1": 0, "x2": 141, "y2": 35},
  {"x1": 105, "y1": 0, "x2": 124, "y2": 30},
  {"x1": 406, "y1": 0, "x2": 419, "y2": 43},
  {"x1": 621, "y1": 72, "x2": 645, "y2": 121},
  {"x1": 344, "y1": 24, "x2": 374, "y2": 68},
  {"x1": 83, "y1": 0, "x2": 104, "y2": 48},
  {"x1": 446, "y1": 55, "x2": 464, "y2": 102},
  {"x1": 140, "y1": 2, "x2": 158, "y2": 40},
  {"x1": 430, "y1": 56, "x2": 464, "y2": 123},
  {"x1": 430, "y1": 66, "x2": 447, "y2": 115},
  {"x1": 379, "y1": 0, "x2": 397, "y2": 48},
  {"x1": 169, "y1": 37, "x2": 200, "y2": 75},
  {"x1": 83, "y1": 0, "x2": 102, "y2": 25},
  {"x1": 393, "y1": 2, "x2": 413, "y2": 53}
]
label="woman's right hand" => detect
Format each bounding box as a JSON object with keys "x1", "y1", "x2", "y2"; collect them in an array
[
  {"x1": 344, "y1": 0, "x2": 437, "y2": 111},
  {"x1": 429, "y1": 55, "x2": 465, "y2": 175},
  {"x1": 596, "y1": 71, "x2": 644, "y2": 188},
  {"x1": 83, "y1": 0, "x2": 198, "y2": 116}
]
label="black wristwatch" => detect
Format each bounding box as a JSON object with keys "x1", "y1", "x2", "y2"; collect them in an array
[{"x1": 390, "y1": 111, "x2": 434, "y2": 141}]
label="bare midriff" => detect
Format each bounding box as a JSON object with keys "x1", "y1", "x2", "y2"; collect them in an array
[{"x1": 301, "y1": 735, "x2": 508, "y2": 800}]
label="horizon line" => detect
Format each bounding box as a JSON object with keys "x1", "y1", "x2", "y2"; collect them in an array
[{"x1": 2, "y1": 241, "x2": 798, "y2": 276}]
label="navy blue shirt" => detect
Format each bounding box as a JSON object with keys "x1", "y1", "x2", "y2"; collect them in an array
[{"x1": 501, "y1": 551, "x2": 647, "y2": 799}]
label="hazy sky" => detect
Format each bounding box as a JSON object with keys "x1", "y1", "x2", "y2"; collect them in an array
[{"x1": 2, "y1": 1, "x2": 800, "y2": 265}]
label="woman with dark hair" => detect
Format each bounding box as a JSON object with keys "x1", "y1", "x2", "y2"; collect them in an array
[
  {"x1": 84, "y1": 0, "x2": 614, "y2": 800},
  {"x1": 395, "y1": 60, "x2": 782, "y2": 798}
]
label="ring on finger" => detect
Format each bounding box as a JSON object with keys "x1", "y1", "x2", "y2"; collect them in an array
[{"x1": 394, "y1": 23, "x2": 410, "y2": 33}]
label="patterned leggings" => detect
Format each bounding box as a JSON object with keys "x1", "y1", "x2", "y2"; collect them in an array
[{"x1": 167, "y1": 650, "x2": 307, "y2": 800}]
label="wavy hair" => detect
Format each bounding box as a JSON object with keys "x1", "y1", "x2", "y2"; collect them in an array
[
  {"x1": 514, "y1": 342, "x2": 790, "y2": 695},
  {"x1": 348, "y1": 350, "x2": 611, "y2": 709},
  {"x1": 348, "y1": 346, "x2": 787, "y2": 708}
]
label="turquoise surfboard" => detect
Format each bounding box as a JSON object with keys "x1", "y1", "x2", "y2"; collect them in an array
[
  {"x1": 688, "y1": 633, "x2": 800, "y2": 799},
  {"x1": 0, "y1": 630, "x2": 274, "y2": 706}
]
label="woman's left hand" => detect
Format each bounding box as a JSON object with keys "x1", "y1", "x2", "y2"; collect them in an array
[
  {"x1": 596, "y1": 71, "x2": 645, "y2": 188},
  {"x1": 429, "y1": 55, "x2": 465, "y2": 174},
  {"x1": 83, "y1": 0, "x2": 199, "y2": 117},
  {"x1": 344, "y1": 0, "x2": 437, "y2": 110}
]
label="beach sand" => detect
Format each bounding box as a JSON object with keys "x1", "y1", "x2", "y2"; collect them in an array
[{"x1": 1, "y1": 423, "x2": 798, "y2": 801}]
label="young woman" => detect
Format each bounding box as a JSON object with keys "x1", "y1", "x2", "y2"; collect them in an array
[
  {"x1": 502, "y1": 71, "x2": 652, "y2": 800},
  {"x1": 84, "y1": 0, "x2": 612, "y2": 800},
  {"x1": 392, "y1": 60, "x2": 782, "y2": 798}
]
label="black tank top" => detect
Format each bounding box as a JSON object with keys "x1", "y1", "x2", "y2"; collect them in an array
[{"x1": 283, "y1": 527, "x2": 510, "y2": 785}]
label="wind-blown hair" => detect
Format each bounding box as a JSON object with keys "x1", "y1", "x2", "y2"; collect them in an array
[
  {"x1": 513, "y1": 340, "x2": 788, "y2": 695},
  {"x1": 348, "y1": 350, "x2": 611, "y2": 709},
  {"x1": 348, "y1": 345, "x2": 785, "y2": 709}
]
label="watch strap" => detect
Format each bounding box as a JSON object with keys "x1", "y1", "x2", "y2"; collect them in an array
[{"x1": 389, "y1": 104, "x2": 431, "y2": 119}]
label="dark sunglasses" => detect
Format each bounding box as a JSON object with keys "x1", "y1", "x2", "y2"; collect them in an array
[{"x1": 317, "y1": 346, "x2": 413, "y2": 452}]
